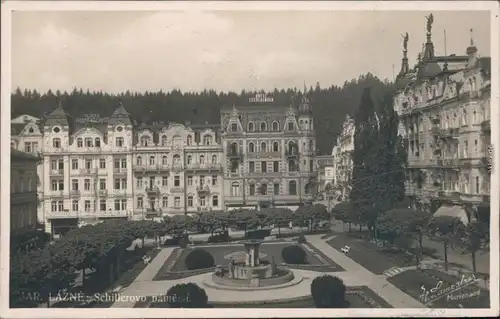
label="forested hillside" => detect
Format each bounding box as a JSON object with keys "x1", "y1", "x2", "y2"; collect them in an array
[{"x1": 11, "y1": 73, "x2": 393, "y2": 155}]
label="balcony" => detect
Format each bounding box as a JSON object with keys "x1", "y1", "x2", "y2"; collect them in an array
[
  {"x1": 227, "y1": 149, "x2": 243, "y2": 160},
  {"x1": 481, "y1": 120, "x2": 491, "y2": 133},
  {"x1": 196, "y1": 184, "x2": 210, "y2": 194},
  {"x1": 146, "y1": 186, "x2": 160, "y2": 196},
  {"x1": 170, "y1": 186, "x2": 184, "y2": 193},
  {"x1": 69, "y1": 190, "x2": 81, "y2": 197},
  {"x1": 171, "y1": 164, "x2": 183, "y2": 173},
  {"x1": 439, "y1": 128, "x2": 459, "y2": 139},
  {"x1": 98, "y1": 189, "x2": 108, "y2": 197},
  {"x1": 113, "y1": 167, "x2": 128, "y2": 175},
  {"x1": 185, "y1": 163, "x2": 222, "y2": 172},
  {"x1": 79, "y1": 168, "x2": 97, "y2": 175},
  {"x1": 50, "y1": 190, "x2": 65, "y2": 198},
  {"x1": 50, "y1": 169, "x2": 65, "y2": 176},
  {"x1": 285, "y1": 150, "x2": 299, "y2": 158},
  {"x1": 247, "y1": 151, "x2": 281, "y2": 159}
]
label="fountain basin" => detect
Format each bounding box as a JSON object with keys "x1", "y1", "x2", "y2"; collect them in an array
[{"x1": 204, "y1": 269, "x2": 301, "y2": 291}]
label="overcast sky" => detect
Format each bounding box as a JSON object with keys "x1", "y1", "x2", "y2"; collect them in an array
[{"x1": 11, "y1": 9, "x2": 491, "y2": 93}]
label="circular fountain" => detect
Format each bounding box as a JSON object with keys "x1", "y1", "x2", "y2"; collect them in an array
[{"x1": 203, "y1": 239, "x2": 300, "y2": 291}]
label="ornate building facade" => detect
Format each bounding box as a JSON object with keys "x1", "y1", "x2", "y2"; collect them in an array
[
  {"x1": 332, "y1": 115, "x2": 355, "y2": 201},
  {"x1": 393, "y1": 14, "x2": 491, "y2": 223},
  {"x1": 220, "y1": 93, "x2": 317, "y2": 211}
]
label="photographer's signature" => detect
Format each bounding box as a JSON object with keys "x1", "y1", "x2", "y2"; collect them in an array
[{"x1": 419, "y1": 274, "x2": 479, "y2": 305}]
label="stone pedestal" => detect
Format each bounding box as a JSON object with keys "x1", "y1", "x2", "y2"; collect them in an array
[{"x1": 250, "y1": 274, "x2": 260, "y2": 287}]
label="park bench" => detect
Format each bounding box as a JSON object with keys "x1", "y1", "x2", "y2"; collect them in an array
[{"x1": 341, "y1": 245, "x2": 351, "y2": 253}]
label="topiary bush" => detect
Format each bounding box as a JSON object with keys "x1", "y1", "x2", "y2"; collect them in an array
[
  {"x1": 166, "y1": 283, "x2": 209, "y2": 307},
  {"x1": 281, "y1": 244, "x2": 307, "y2": 264},
  {"x1": 310, "y1": 275, "x2": 347, "y2": 308},
  {"x1": 184, "y1": 248, "x2": 215, "y2": 270},
  {"x1": 297, "y1": 234, "x2": 307, "y2": 243}
]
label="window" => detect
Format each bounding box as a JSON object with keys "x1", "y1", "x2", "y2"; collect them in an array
[
  {"x1": 248, "y1": 122, "x2": 254, "y2": 131},
  {"x1": 288, "y1": 160, "x2": 297, "y2": 172},
  {"x1": 174, "y1": 197, "x2": 181, "y2": 208},
  {"x1": 84, "y1": 179, "x2": 91, "y2": 191},
  {"x1": 261, "y1": 161, "x2": 267, "y2": 173},
  {"x1": 464, "y1": 141, "x2": 469, "y2": 158},
  {"x1": 187, "y1": 155, "x2": 192, "y2": 164},
  {"x1": 187, "y1": 196, "x2": 193, "y2": 207},
  {"x1": 32, "y1": 142, "x2": 39, "y2": 153},
  {"x1": 121, "y1": 199, "x2": 127, "y2": 210},
  {"x1": 211, "y1": 155, "x2": 217, "y2": 164},
  {"x1": 309, "y1": 160, "x2": 314, "y2": 172},
  {"x1": 212, "y1": 175, "x2": 217, "y2": 186},
  {"x1": 85, "y1": 138, "x2": 93, "y2": 147},
  {"x1": 309, "y1": 140, "x2": 314, "y2": 152},
  {"x1": 173, "y1": 154, "x2": 181, "y2": 165},
  {"x1": 116, "y1": 137, "x2": 124, "y2": 147},
  {"x1": 140, "y1": 136, "x2": 151, "y2": 147},
  {"x1": 53, "y1": 138, "x2": 61, "y2": 148},
  {"x1": 187, "y1": 135, "x2": 192, "y2": 145},
  {"x1": 162, "y1": 155, "x2": 168, "y2": 165},
  {"x1": 187, "y1": 176, "x2": 193, "y2": 186},
  {"x1": 274, "y1": 183, "x2": 280, "y2": 195},
  {"x1": 162, "y1": 176, "x2": 168, "y2": 187},
  {"x1": 149, "y1": 156, "x2": 155, "y2": 166},
  {"x1": 249, "y1": 162, "x2": 255, "y2": 173},
  {"x1": 273, "y1": 142, "x2": 279, "y2": 152},
  {"x1": 121, "y1": 158, "x2": 127, "y2": 169},
  {"x1": 72, "y1": 179, "x2": 79, "y2": 191},
  {"x1": 231, "y1": 160, "x2": 238, "y2": 173},
  {"x1": 137, "y1": 197, "x2": 143, "y2": 208},
  {"x1": 200, "y1": 196, "x2": 206, "y2": 207},
  {"x1": 72, "y1": 159, "x2": 78, "y2": 170},
  {"x1": 249, "y1": 184, "x2": 255, "y2": 195},
  {"x1": 100, "y1": 200, "x2": 106, "y2": 211},
  {"x1": 288, "y1": 122, "x2": 294, "y2": 131},
  {"x1": 84, "y1": 200, "x2": 91, "y2": 212},
  {"x1": 200, "y1": 175, "x2": 205, "y2": 186},
  {"x1": 85, "y1": 159, "x2": 92, "y2": 169},
  {"x1": 114, "y1": 159, "x2": 121, "y2": 169},
  {"x1": 77, "y1": 138, "x2": 83, "y2": 147},
  {"x1": 99, "y1": 179, "x2": 106, "y2": 190},
  {"x1": 200, "y1": 155, "x2": 205, "y2": 164},
  {"x1": 174, "y1": 176, "x2": 180, "y2": 186},
  {"x1": 72, "y1": 200, "x2": 79, "y2": 211},
  {"x1": 24, "y1": 142, "x2": 31, "y2": 153},
  {"x1": 51, "y1": 180, "x2": 58, "y2": 191},
  {"x1": 212, "y1": 195, "x2": 219, "y2": 207},
  {"x1": 115, "y1": 199, "x2": 121, "y2": 210},
  {"x1": 51, "y1": 201, "x2": 57, "y2": 212},
  {"x1": 99, "y1": 158, "x2": 106, "y2": 169},
  {"x1": 231, "y1": 182, "x2": 240, "y2": 196},
  {"x1": 203, "y1": 135, "x2": 212, "y2": 145},
  {"x1": 260, "y1": 122, "x2": 267, "y2": 131},
  {"x1": 58, "y1": 201, "x2": 64, "y2": 211},
  {"x1": 273, "y1": 161, "x2": 279, "y2": 172},
  {"x1": 248, "y1": 142, "x2": 255, "y2": 153},
  {"x1": 161, "y1": 135, "x2": 167, "y2": 146},
  {"x1": 137, "y1": 177, "x2": 143, "y2": 188},
  {"x1": 260, "y1": 142, "x2": 266, "y2": 152},
  {"x1": 162, "y1": 196, "x2": 168, "y2": 208},
  {"x1": 474, "y1": 140, "x2": 478, "y2": 154},
  {"x1": 231, "y1": 123, "x2": 238, "y2": 132},
  {"x1": 289, "y1": 181, "x2": 297, "y2": 195},
  {"x1": 272, "y1": 121, "x2": 279, "y2": 131},
  {"x1": 476, "y1": 176, "x2": 480, "y2": 193},
  {"x1": 137, "y1": 156, "x2": 142, "y2": 166},
  {"x1": 115, "y1": 179, "x2": 120, "y2": 189},
  {"x1": 260, "y1": 183, "x2": 268, "y2": 195},
  {"x1": 95, "y1": 138, "x2": 101, "y2": 147}
]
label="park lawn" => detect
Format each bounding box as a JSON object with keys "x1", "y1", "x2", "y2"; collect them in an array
[
  {"x1": 388, "y1": 269, "x2": 490, "y2": 308},
  {"x1": 136, "y1": 286, "x2": 392, "y2": 308}
]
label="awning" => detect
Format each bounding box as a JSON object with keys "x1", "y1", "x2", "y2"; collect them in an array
[{"x1": 433, "y1": 205, "x2": 469, "y2": 225}]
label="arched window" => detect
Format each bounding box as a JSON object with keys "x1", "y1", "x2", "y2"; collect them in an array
[
  {"x1": 231, "y1": 142, "x2": 238, "y2": 154},
  {"x1": 273, "y1": 142, "x2": 279, "y2": 152},
  {"x1": 289, "y1": 181, "x2": 297, "y2": 195},
  {"x1": 248, "y1": 142, "x2": 255, "y2": 153},
  {"x1": 149, "y1": 156, "x2": 155, "y2": 166},
  {"x1": 77, "y1": 138, "x2": 83, "y2": 147},
  {"x1": 172, "y1": 135, "x2": 182, "y2": 147},
  {"x1": 260, "y1": 122, "x2": 267, "y2": 131},
  {"x1": 199, "y1": 155, "x2": 205, "y2": 164},
  {"x1": 261, "y1": 142, "x2": 267, "y2": 152},
  {"x1": 211, "y1": 155, "x2": 217, "y2": 164},
  {"x1": 162, "y1": 155, "x2": 168, "y2": 165},
  {"x1": 137, "y1": 156, "x2": 143, "y2": 166},
  {"x1": 161, "y1": 135, "x2": 168, "y2": 146},
  {"x1": 288, "y1": 159, "x2": 297, "y2": 172},
  {"x1": 231, "y1": 160, "x2": 239, "y2": 173},
  {"x1": 95, "y1": 138, "x2": 101, "y2": 148},
  {"x1": 52, "y1": 138, "x2": 61, "y2": 148},
  {"x1": 203, "y1": 135, "x2": 212, "y2": 145},
  {"x1": 231, "y1": 182, "x2": 240, "y2": 196},
  {"x1": 187, "y1": 135, "x2": 193, "y2": 146},
  {"x1": 272, "y1": 121, "x2": 279, "y2": 131},
  {"x1": 173, "y1": 154, "x2": 181, "y2": 164},
  {"x1": 248, "y1": 122, "x2": 254, "y2": 132},
  {"x1": 84, "y1": 137, "x2": 93, "y2": 147},
  {"x1": 140, "y1": 136, "x2": 150, "y2": 147},
  {"x1": 288, "y1": 141, "x2": 297, "y2": 154},
  {"x1": 187, "y1": 155, "x2": 192, "y2": 164}
]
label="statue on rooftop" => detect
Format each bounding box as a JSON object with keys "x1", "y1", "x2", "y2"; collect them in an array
[
  {"x1": 426, "y1": 13, "x2": 434, "y2": 33},
  {"x1": 402, "y1": 32, "x2": 409, "y2": 51}
]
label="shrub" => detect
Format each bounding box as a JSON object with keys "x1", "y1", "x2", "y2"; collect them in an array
[
  {"x1": 281, "y1": 245, "x2": 307, "y2": 264},
  {"x1": 310, "y1": 275, "x2": 347, "y2": 308},
  {"x1": 208, "y1": 231, "x2": 230, "y2": 243},
  {"x1": 297, "y1": 234, "x2": 307, "y2": 243},
  {"x1": 184, "y1": 249, "x2": 215, "y2": 270},
  {"x1": 166, "y1": 283, "x2": 209, "y2": 308}
]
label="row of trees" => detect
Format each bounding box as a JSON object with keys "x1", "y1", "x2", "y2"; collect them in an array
[
  {"x1": 11, "y1": 204, "x2": 331, "y2": 307},
  {"x1": 12, "y1": 73, "x2": 393, "y2": 155}
]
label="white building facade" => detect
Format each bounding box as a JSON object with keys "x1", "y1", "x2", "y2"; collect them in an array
[{"x1": 332, "y1": 115, "x2": 355, "y2": 201}]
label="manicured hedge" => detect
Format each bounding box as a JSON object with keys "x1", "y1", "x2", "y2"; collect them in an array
[
  {"x1": 184, "y1": 249, "x2": 215, "y2": 270},
  {"x1": 311, "y1": 275, "x2": 347, "y2": 308},
  {"x1": 281, "y1": 245, "x2": 307, "y2": 264}
]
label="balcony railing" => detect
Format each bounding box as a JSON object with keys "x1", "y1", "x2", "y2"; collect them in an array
[
  {"x1": 171, "y1": 187, "x2": 184, "y2": 193},
  {"x1": 171, "y1": 164, "x2": 183, "y2": 172},
  {"x1": 439, "y1": 128, "x2": 459, "y2": 139},
  {"x1": 146, "y1": 186, "x2": 160, "y2": 196},
  {"x1": 227, "y1": 149, "x2": 243, "y2": 159},
  {"x1": 196, "y1": 185, "x2": 210, "y2": 194},
  {"x1": 285, "y1": 150, "x2": 299, "y2": 158},
  {"x1": 98, "y1": 189, "x2": 108, "y2": 197},
  {"x1": 50, "y1": 169, "x2": 65, "y2": 176},
  {"x1": 69, "y1": 190, "x2": 81, "y2": 197},
  {"x1": 185, "y1": 163, "x2": 222, "y2": 171},
  {"x1": 79, "y1": 168, "x2": 97, "y2": 175},
  {"x1": 113, "y1": 167, "x2": 128, "y2": 174},
  {"x1": 247, "y1": 151, "x2": 281, "y2": 159}
]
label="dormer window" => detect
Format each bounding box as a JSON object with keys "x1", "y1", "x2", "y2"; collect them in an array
[
  {"x1": 203, "y1": 135, "x2": 212, "y2": 145},
  {"x1": 85, "y1": 138, "x2": 93, "y2": 147},
  {"x1": 116, "y1": 137, "x2": 124, "y2": 147},
  {"x1": 52, "y1": 138, "x2": 61, "y2": 148},
  {"x1": 288, "y1": 122, "x2": 294, "y2": 131},
  {"x1": 116, "y1": 126, "x2": 123, "y2": 132},
  {"x1": 272, "y1": 121, "x2": 279, "y2": 131},
  {"x1": 140, "y1": 136, "x2": 150, "y2": 147},
  {"x1": 95, "y1": 138, "x2": 101, "y2": 148},
  {"x1": 187, "y1": 135, "x2": 193, "y2": 146},
  {"x1": 161, "y1": 135, "x2": 167, "y2": 146},
  {"x1": 53, "y1": 127, "x2": 61, "y2": 133},
  {"x1": 28, "y1": 127, "x2": 34, "y2": 133},
  {"x1": 77, "y1": 138, "x2": 83, "y2": 147},
  {"x1": 231, "y1": 123, "x2": 238, "y2": 132},
  {"x1": 248, "y1": 122, "x2": 254, "y2": 132}
]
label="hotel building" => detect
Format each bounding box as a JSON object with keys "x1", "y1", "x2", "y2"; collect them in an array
[{"x1": 332, "y1": 115, "x2": 355, "y2": 202}]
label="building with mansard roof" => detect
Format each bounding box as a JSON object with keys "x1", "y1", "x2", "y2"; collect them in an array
[
  {"x1": 393, "y1": 14, "x2": 491, "y2": 224},
  {"x1": 220, "y1": 91, "x2": 317, "y2": 211}
]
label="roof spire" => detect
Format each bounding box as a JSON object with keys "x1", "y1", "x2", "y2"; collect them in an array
[
  {"x1": 466, "y1": 27, "x2": 478, "y2": 56},
  {"x1": 398, "y1": 32, "x2": 410, "y2": 78},
  {"x1": 470, "y1": 28, "x2": 474, "y2": 46},
  {"x1": 422, "y1": 13, "x2": 435, "y2": 61}
]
